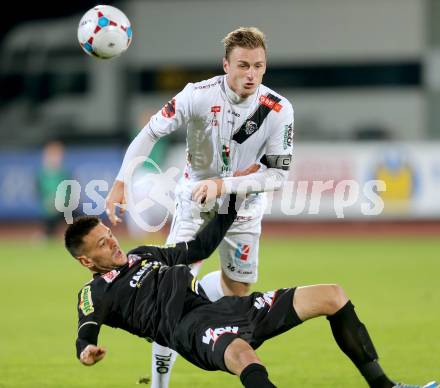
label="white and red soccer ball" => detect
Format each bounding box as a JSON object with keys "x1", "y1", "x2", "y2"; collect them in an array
[{"x1": 77, "y1": 5, "x2": 132, "y2": 59}]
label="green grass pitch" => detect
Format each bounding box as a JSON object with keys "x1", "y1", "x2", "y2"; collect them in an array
[{"x1": 0, "y1": 235, "x2": 439, "y2": 387}]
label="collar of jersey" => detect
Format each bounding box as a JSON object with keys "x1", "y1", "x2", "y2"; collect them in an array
[{"x1": 224, "y1": 75, "x2": 258, "y2": 108}]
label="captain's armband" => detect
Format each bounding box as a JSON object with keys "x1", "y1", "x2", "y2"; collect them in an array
[{"x1": 260, "y1": 154, "x2": 292, "y2": 170}]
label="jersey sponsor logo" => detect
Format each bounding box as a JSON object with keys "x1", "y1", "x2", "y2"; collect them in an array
[
  {"x1": 237, "y1": 269, "x2": 253, "y2": 275},
  {"x1": 233, "y1": 93, "x2": 282, "y2": 144},
  {"x1": 211, "y1": 105, "x2": 221, "y2": 113},
  {"x1": 101, "y1": 269, "x2": 120, "y2": 283},
  {"x1": 283, "y1": 123, "x2": 293, "y2": 149},
  {"x1": 161, "y1": 98, "x2": 176, "y2": 118},
  {"x1": 253, "y1": 290, "x2": 276, "y2": 310},
  {"x1": 234, "y1": 243, "x2": 250, "y2": 261},
  {"x1": 227, "y1": 109, "x2": 240, "y2": 117},
  {"x1": 79, "y1": 285, "x2": 94, "y2": 316},
  {"x1": 154, "y1": 352, "x2": 173, "y2": 374},
  {"x1": 202, "y1": 326, "x2": 239, "y2": 346},
  {"x1": 129, "y1": 260, "x2": 161, "y2": 288},
  {"x1": 259, "y1": 95, "x2": 283, "y2": 112},
  {"x1": 194, "y1": 80, "x2": 221, "y2": 90}
]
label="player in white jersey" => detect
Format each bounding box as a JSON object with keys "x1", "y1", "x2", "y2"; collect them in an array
[{"x1": 105, "y1": 27, "x2": 294, "y2": 388}]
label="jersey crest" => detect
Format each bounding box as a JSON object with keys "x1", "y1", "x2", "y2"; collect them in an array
[{"x1": 232, "y1": 93, "x2": 282, "y2": 144}]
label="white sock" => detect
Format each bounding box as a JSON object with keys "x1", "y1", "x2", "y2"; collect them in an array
[
  {"x1": 150, "y1": 342, "x2": 177, "y2": 388},
  {"x1": 200, "y1": 270, "x2": 225, "y2": 302}
]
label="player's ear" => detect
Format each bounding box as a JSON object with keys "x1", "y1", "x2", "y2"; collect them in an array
[
  {"x1": 77, "y1": 255, "x2": 94, "y2": 269},
  {"x1": 223, "y1": 57, "x2": 229, "y2": 74}
]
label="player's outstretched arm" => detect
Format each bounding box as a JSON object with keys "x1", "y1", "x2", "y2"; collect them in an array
[
  {"x1": 152, "y1": 164, "x2": 256, "y2": 266},
  {"x1": 106, "y1": 84, "x2": 194, "y2": 225},
  {"x1": 134, "y1": 194, "x2": 239, "y2": 266},
  {"x1": 79, "y1": 344, "x2": 107, "y2": 366},
  {"x1": 105, "y1": 128, "x2": 158, "y2": 225},
  {"x1": 186, "y1": 194, "x2": 239, "y2": 262}
]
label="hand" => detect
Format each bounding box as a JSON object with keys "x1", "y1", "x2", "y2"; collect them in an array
[
  {"x1": 191, "y1": 164, "x2": 260, "y2": 204},
  {"x1": 80, "y1": 345, "x2": 107, "y2": 366},
  {"x1": 105, "y1": 180, "x2": 126, "y2": 225},
  {"x1": 192, "y1": 178, "x2": 225, "y2": 204}
]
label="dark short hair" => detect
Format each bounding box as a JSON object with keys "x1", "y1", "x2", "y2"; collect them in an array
[{"x1": 65, "y1": 216, "x2": 100, "y2": 257}]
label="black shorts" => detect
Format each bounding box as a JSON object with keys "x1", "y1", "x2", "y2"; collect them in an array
[{"x1": 171, "y1": 288, "x2": 302, "y2": 372}]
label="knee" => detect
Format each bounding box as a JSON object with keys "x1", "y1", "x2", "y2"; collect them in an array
[
  {"x1": 326, "y1": 284, "x2": 349, "y2": 314},
  {"x1": 221, "y1": 272, "x2": 250, "y2": 296},
  {"x1": 232, "y1": 282, "x2": 251, "y2": 296}
]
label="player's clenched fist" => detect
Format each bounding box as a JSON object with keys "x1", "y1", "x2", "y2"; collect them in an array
[
  {"x1": 192, "y1": 179, "x2": 225, "y2": 204},
  {"x1": 80, "y1": 344, "x2": 107, "y2": 366},
  {"x1": 191, "y1": 163, "x2": 260, "y2": 204}
]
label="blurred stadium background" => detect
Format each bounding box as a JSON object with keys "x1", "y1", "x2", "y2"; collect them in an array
[{"x1": 0, "y1": 0, "x2": 439, "y2": 387}]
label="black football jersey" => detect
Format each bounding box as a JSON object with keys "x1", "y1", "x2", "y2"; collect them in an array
[{"x1": 75, "y1": 195, "x2": 238, "y2": 359}]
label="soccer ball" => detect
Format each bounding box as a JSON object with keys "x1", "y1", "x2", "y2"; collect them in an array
[{"x1": 77, "y1": 5, "x2": 132, "y2": 59}]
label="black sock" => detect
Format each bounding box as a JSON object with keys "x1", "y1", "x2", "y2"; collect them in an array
[
  {"x1": 327, "y1": 301, "x2": 394, "y2": 388},
  {"x1": 239, "y1": 363, "x2": 276, "y2": 388}
]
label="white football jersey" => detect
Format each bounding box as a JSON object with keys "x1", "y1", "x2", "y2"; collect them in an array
[
  {"x1": 117, "y1": 75, "x2": 294, "y2": 193},
  {"x1": 150, "y1": 76, "x2": 293, "y2": 180}
]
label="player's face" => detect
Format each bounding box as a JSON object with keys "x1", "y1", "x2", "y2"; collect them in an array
[
  {"x1": 223, "y1": 46, "x2": 266, "y2": 98},
  {"x1": 78, "y1": 223, "x2": 127, "y2": 273}
]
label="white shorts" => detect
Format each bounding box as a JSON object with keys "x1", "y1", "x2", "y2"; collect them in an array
[{"x1": 166, "y1": 183, "x2": 265, "y2": 283}]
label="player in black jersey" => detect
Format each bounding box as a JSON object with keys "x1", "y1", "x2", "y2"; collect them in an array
[{"x1": 65, "y1": 195, "x2": 438, "y2": 388}]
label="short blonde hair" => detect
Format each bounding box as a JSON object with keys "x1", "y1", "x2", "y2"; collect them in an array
[{"x1": 222, "y1": 27, "x2": 267, "y2": 60}]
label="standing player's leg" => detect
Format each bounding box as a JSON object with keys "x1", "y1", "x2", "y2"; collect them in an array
[
  {"x1": 200, "y1": 226, "x2": 259, "y2": 300},
  {"x1": 200, "y1": 194, "x2": 264, "y2": 301},
  {"x1": 198, "y1": 270, "x2": 224, "y2": 300}
]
